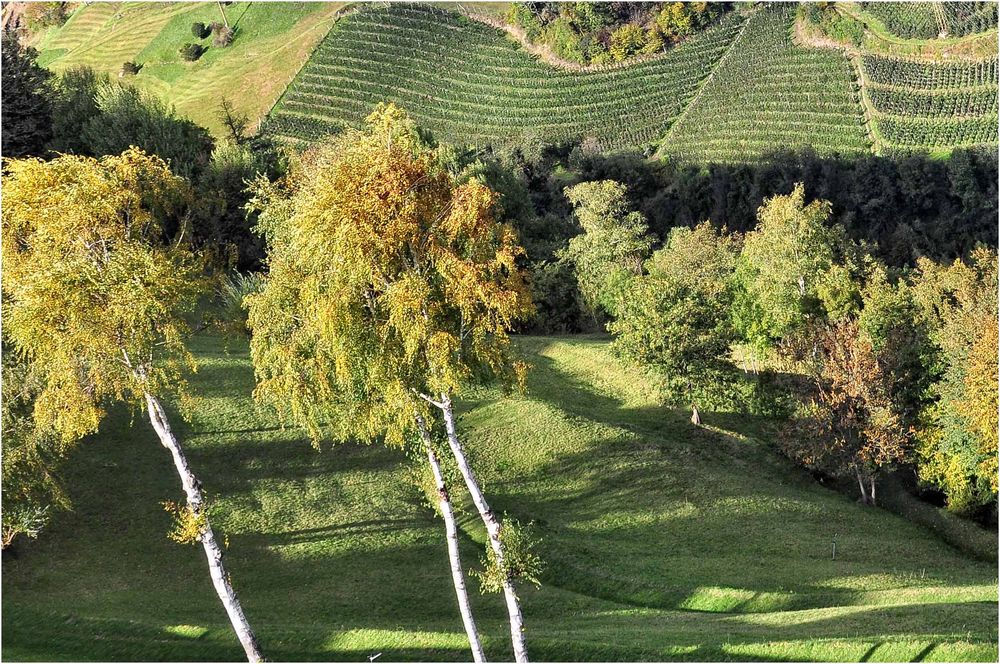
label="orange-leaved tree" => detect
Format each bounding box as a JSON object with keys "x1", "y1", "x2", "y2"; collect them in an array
[
  {"x1": 1, "y1": 149, "x2": 264, "y2": 662},
  {"x1": 246, "y1": 104, "x2": 538, "y2": 662},
  {"x1": 783, "y1": 318, "x2": 911, "y2": 505}
]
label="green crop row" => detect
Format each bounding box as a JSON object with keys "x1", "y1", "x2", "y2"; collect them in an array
[
  {"x1": 267, "y1": 3, "x2": 745, "y2": 151},
  {"x1": 658, "y1": 5, "x2": 870, "y2": 164}
]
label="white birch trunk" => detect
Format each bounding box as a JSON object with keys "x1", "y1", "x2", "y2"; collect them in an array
[
  {"x1": 144, "y1": 392, "x2": 264, "y2": 663},
  {"x1": 439, "y1": 394, "x2": 529, "y2": 663},
  {"x1": 855, "y1": 466, "x2": 870, "y2": 505},
  {"x1": 417, "y1": 417, "x2": 486, "y2": 663}
]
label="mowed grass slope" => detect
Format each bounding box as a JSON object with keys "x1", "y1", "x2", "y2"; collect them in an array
[
  {"x1": 33, "y1": 2, "x2": 343, "y2": 136},
  {"x1": 3, "y1": 335, "x2": 996, "y2": 662}
]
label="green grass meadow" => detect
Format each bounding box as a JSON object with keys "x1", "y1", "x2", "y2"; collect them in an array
[
  {"x1": 2, "y1": 335, "x2": 996, "y2": 661},
  {"x1": 33, "y1": 2, "x2": 342, "y2": 136}
]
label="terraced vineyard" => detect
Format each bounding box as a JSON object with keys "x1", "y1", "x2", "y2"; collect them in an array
[
  {"x1": 860, "y1": 1, "x2": 998, "y2": 40},
  {"x1": 259, "y1": 2, "x2": 996, "y2": 160},
  {"x1": 265, "y1": 3, "x2": 747, "y2": 150},
  {"x1": 862, "y1": 54, "x2": 999, "y2": 150},
  {"x1": 860, "y1": 2, "x2": 943, "y2": 40},
  {"x1": 657, "y1": 5, "x2": 871, "y2": 163},
  {"x1": 943, "y1": 1, "x2": 1000, "y2": 37}
]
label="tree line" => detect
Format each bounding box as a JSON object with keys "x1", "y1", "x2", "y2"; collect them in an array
[{"x1": 560, "y1": 179, "x2": 997, "y2": 516}]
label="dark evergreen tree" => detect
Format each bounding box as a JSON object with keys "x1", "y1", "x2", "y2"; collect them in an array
[{"x1": 1, "y1": 30, "x2": 53, "y2": 158}]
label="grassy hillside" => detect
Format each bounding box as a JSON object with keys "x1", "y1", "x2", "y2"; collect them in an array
[
  {"x1": 33, "y1": 2, "x2": 343, "y2": 136},
  {"x1": 264, "y1": 3, "x2": 745, "y2": 150},
  {"x1": 3, "y1": 335, "x2": 996, "y2": 662}
]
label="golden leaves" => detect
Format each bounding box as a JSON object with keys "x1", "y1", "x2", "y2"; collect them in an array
[
  {"x1": 2, "y1": 149, "x2": 202, "y2": 442},
  {"x1": 247, "y1": 105, "x2": 534, "y2": 447}
]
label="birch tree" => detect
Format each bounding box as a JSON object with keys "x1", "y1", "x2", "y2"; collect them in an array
[
  {"x1": 1, "y1": 149, "x2": 264, "y2": 662},
  {"x1": 246, "y1": 104, "x2": 537, "y2": 662}
]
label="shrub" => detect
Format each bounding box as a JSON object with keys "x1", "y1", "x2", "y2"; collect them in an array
[
  {"x1": 216, "y1": 271, "x2": 265, "y2": 338},
  {"x1": 22, "y1": 2, "x2": 68, "y2": 33},
  {"x1": 119, "y1": 61, "x2": 140, "y2": 77},
  {"x1": 609, "y1": 24, "x2": 647, "y2": 62},
  {"x1": 213, "y1": 25, "x2": 234, "y2": 47},
  {"x1": 179, "y1": 43, "x2": 203, "y2": 61},
  {"x1": 191, "y1": 21, "x2": 210, "y2": 39}
]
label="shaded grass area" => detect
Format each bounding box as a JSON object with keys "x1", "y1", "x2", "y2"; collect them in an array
[
  {"x1": 33, "y1": 2, "x2": 341, "y2": 136},
  {"x1": 3, "y1": 335, "x2": 996, "y2": 661}
]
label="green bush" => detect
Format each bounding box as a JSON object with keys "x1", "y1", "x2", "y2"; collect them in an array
[
  {"x1": 179, "y1": 43, "x2": 204, "y2": 61},
  {"x1": 543, "y1": 17, "x2": 585, "y2": 64},
  {"x1": 119, "y1": 61, "x2": 140, "y2": 77},
  {"x1": 609, "y1": 24, "x2": 648, "y2": 61},
  {"x1": 191, "y1": 21, "x2": 210, "y2": 39}
]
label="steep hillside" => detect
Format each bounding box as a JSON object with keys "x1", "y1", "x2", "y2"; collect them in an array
[
  {"x1": 656, "y1": 4, "x2": 871, "y2": 163},
  {"x1": 32, "y1": 2, "x2": 343, "y2": 136},
  {"x1": 265, "y1": 2, "x2": 997, "y2": 161},
  {"x1": 3, "y1": 335, "x2": 997, "y2": 661},
  {"x1": 860, "y1": 54, "x2": 998, "y2": 152},
  {"x1": 859, "y1": 2, "x2": 997, "y2": 40},
  {"x1": 264, "y1": 3, "x2": 746, "y2": 150},
  {"x1": 30, "y1": 2, "x2": 998, "y2": 160}
]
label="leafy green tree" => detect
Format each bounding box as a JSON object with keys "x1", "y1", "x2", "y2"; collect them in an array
[
  {"x1": 246, "y1": 104, "x2": 537, "y2": 662},
  {"x1": 733, "y1": 183, "x2": 855, "y2": 355},
  {"x1": 857, "y1": 263, "x2": 934, "y2": 427},
  {"x1": 611, "y1": 222, "x2": 740, "y2": 416},
  {"x1": 563, "y1": 180, "x2": 653, "y2": 319},
  {"x1": 48, "y1": 65, "x2": 108, "y2": 155},
  {"x1": 1, "y1": 149, "x2": 263, "y2": 662},
  {"x1": 912, "y1": 247, "x2": 998, "y2": 512},
  {"x1": 80, "y1": 82, "x2": 214, "y2": 178},
  {"x1": 527, "y1": 257, "x2": 588, "y2": 334},
  {"x1": 1, "y1": 29, "x2": 53, "y2": 158}
]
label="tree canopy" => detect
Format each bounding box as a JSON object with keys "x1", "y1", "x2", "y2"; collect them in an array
[
  {"x1": 1, "y1": 148, "x2": 201, "y2": 441},
  {"x1": 247, "y1": 103, "x2": 534, "y2": 446},
  {"x1": 563, "y1": 179, "x2": 652, "y2": 318},
  {"x1": 1, "y1": 29, "x2": 53, "y2": 158}
]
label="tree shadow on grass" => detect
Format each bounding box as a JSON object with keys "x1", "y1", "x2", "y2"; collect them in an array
[{"x1": 459, "y1": 338, "x2": 997, "y2": 616}]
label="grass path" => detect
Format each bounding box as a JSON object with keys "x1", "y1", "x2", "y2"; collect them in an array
[{"x1": 3, "y1": 335, "x2": 996, "y2": 661}]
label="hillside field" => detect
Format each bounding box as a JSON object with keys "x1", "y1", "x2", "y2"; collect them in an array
[
  {"x1": 3, "y1": 335, "x2": 996, "y2": 662},
  {"x1": 265, "y1": 2, "x2": 998, "y2": 160},
  {"x1": 31, "y1": 2, "x2": 343, "y2": 136},
  {"x1": 29, "y1": 2, "x2": 999, "y2": 159}
]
